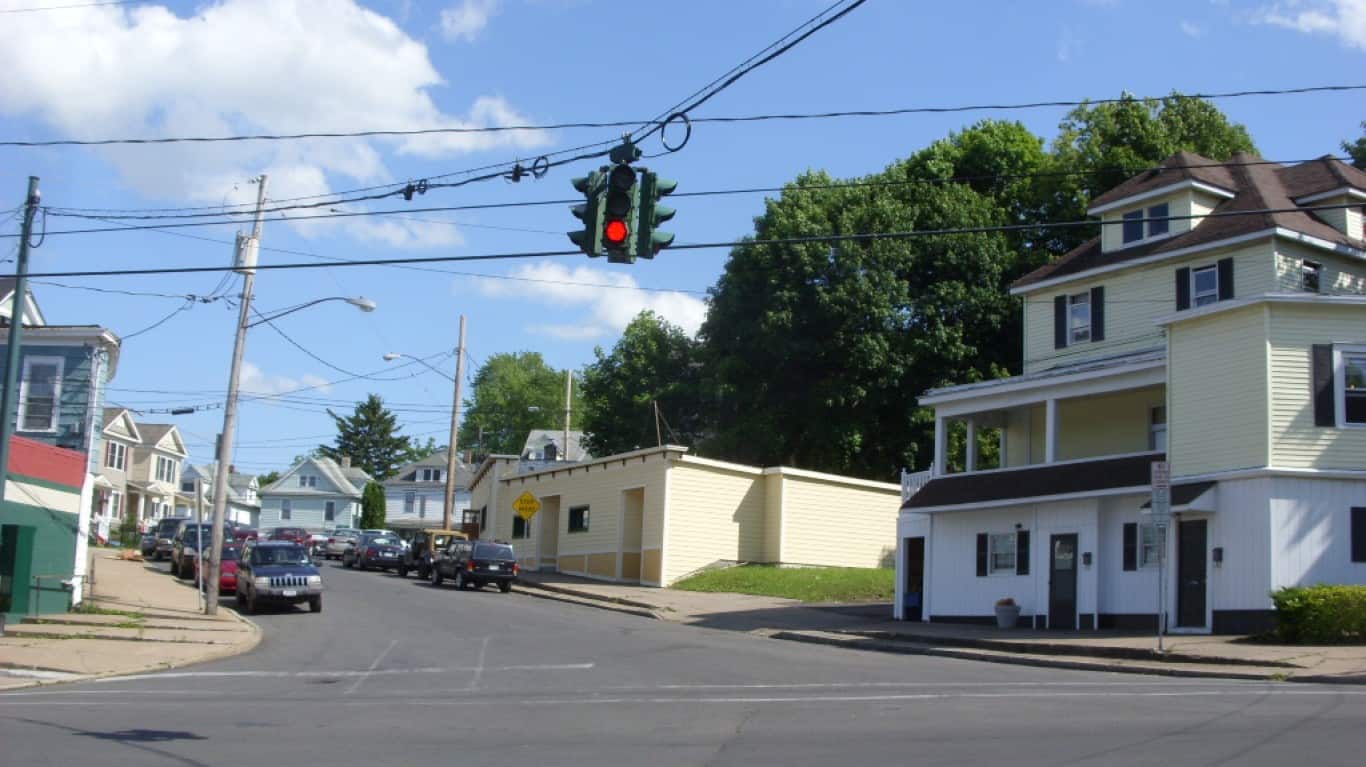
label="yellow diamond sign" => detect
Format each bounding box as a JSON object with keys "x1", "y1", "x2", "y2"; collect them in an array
[{"x1": 512, "y1": 490, "x2": 542, "y2": 522}]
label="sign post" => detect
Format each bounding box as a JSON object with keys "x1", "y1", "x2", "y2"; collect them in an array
[{"x1": 1148, "y1": 461, "x2": 1171, "y2": 653}]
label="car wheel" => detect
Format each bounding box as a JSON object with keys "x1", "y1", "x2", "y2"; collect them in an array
[
  {"x1": 235, "y1": 589, "x2": 246, "y2": 606},
  {"x1": 430, "y1": 566, "x2": 443, "y2": 587},
  {"x1": 357, "y1": 561, "x2": 367, "y2": 572},
  {"x1": 246, "y1": 590, "x2": 258, "y2": 615},
  {"x1": 343, "y1": 557, "x2": 352, "y2": 569},
  {"x1": 499, "y1": 581, "x2": 512, "y2": 594},
  {"x1": 396, "y1": 565, "x2": 407, "y2": 578},
  {"x1": 455, "y1": 570, "x2": 468, "y2": 590},
  {"x1": 309, "y1": 595, "x2": 322, "y2": 613},
  {"x1": 417, "y1": 564, "x2": 429, "y2": 581}
]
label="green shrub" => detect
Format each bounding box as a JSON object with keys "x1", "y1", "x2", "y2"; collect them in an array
[
  {"x1": 1270, "y1": 585, "x2": 1366, "y2": 644},
  {"x1": 118, "y1": 515, "x2": 140, "y2": 549}
]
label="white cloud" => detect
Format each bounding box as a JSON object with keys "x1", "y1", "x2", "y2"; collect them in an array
[
  {"x1": 0, "y1": 0, "x2": 549, "y2": 246},
  {"x1": 468, "y1": 262, "x2": 709, "y2": 340},
  {"x1": 441, "y1": 0, "x2": 500, "y2": 42},
  {"x1": 240, "y1": 361, "x2": 331, "y2": 397},
  {"x1": 1257, "y1": 0, "x2": 1366, "y2": 50},
  {"x1": 1180, "y1": 20, "x2": 1204, "y2": 37}
]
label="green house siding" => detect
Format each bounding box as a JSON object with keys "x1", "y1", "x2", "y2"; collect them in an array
[
  {"x1": 0, "y1": 499, "x2": 79, "y2": 619},
  {"x1": 0, "y1": 343, "x2": 102, "y2": 453}
]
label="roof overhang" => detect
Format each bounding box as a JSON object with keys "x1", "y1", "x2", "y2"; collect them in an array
[
  {"x1": 1293, "y1": 187, "x2": 1366, "y2": 205},
  {"x1": 1155, "y1": 291, "x2": 1366, "y2": 328},
  {"x1": 1087, "y1": 179, "x2": 1236, "y2": 216},
  {"x1": 902, "y1": 453, "x2": 1162, "y2": 513},
  {"x1": 919, "y1": 353, "x2": 1166, "y2": 417},
  {"x1": 1141, "y1": 481, "x2": 1218, "y2": 513}
]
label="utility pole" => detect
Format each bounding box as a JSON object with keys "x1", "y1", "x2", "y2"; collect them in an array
[
  {"x1": 563, "y1": 369, "x2": 572, "y2": 461},
  {"x1": 0, "y1": 177, "x2": 41, "y2": 504},
  {"x1": 204, "y1": 175, "x2": 268, "y2": 615},
  {"x1": 442, "y1": 315, "x2": 466, "y2": 532}
]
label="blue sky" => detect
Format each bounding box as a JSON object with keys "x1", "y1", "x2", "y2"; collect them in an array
[{"x1": 1, "y1": 0, "x2": 1363, "y2": 475}]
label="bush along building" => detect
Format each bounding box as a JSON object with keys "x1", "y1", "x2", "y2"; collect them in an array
[
  {"x1": 0, "y1": 280, "x2": 120, "y2": 619},
  {"x1": 897, "y1": 152, "x2": 1366, "y2": 634}
]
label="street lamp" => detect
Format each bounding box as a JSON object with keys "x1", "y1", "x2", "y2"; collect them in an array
[
  {"x1": 384, "y1": 314, "x2": 466, "y2": 532},
  {"x1": 247, "y1": 296, "x2": 376, "y2": 328}
]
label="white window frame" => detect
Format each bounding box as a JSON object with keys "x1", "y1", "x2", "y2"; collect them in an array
[
  {"x1": 1336, "y1": 344, "x2": 1366, "y2": 428},
  {"x1": 155, "y1": 455, "x2": 175, "y2": 483},
  {"x1": 404, "y1": 491, "x2": 415, "y2": 514},
  {"x1": 17, "y1": 355, "x2": 64, "y2": 433},
  {"x1": 108, "y1": 490, "x2": 123, "y2": 519},
  {"x1": 325, "y1": 501, "x2": 336, "y2": 522},
  {"x1": 1139, "y1": 523, "x2": 1166, "y2": 568},
  {"x1": 1146, "y1": 202, "x2": 1170, "y2": 238},
  {"x1": 1191, "y1": 265, "x2": 1219, "y2": 307},
  {"x1": 105, "y1": 440, "x2": 127, "y2": 471},
  {"x1": 1121, "y1": 210, "x2": 1144, "y2": 243},
  {"x1": 281, "y1": 499, "x2": 292, "y2": 520},
  {"x1": 1068, "y1": 292, "x2": 1091, "y2": 344},
  {"x1": 1149, "y1": 405, "x2": 1167, "y2": 452},
  {"x1": 513, "y1": 514, "x2": 530, "y2": 539},
  {"x1": 420, "y1": 468, "x2": 441, "y2": 482},
  {"x1": 988, "y1": 533, "x2": 1016, "y2": 575}
]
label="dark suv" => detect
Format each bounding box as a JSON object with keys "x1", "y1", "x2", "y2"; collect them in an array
[
  {"x1": 151, "y1": 517, "x2": 189, "y2": 561},
  {"x1": 171, "y1": 523, "x2": 212, "y2": 579},
  {"x1": 395, "y1": 528, "x2": 467, "y2": 579},
  {"x1": 431, "y1": 540, "x2": 518, "y2": 592},
  {"x1": 235, "y1": 541, "x2": 323, "y2": 613}
]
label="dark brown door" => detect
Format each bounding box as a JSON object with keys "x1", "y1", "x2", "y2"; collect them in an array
[
  {"x1": 1177, "y1": 520, "x2": 1207, "y2": 628},
  {"x1": 904, "y1": 537, "x2": 924, "y2": 621},
  {"x1": 1048, "y1": 534, "x2": 1078, "y2": 630}
]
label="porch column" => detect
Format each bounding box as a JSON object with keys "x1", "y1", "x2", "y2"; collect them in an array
[
  {"x1": 999, "y1": 411, "x2": 1009, "y2": 468},
  {"x1": 1045, "y1": 398, "x2": 1060, "y2": 464},
  {"x1": 933, "y1": 416, "x2": 948, "y2": 476},
  {"x1": 965, "y1": 418, "x2": 978, "y2": 473}
]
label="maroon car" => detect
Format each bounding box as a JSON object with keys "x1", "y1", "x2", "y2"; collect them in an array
[{"x1": 266, "y1": 527, "x2": 310, "y2": 545}]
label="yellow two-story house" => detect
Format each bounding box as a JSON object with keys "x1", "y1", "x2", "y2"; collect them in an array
[{"x1": 895, "y1": 152, "x2": 1366, "y2": 634}]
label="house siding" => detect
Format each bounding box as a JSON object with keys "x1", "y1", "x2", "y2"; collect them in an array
[
  {"x1": 1268, "y1": 476, "x2": 1366, "y2": 590},
  {"x1": 662, "y1": 462, "x2": 765, "y2": 585},
  {"x1": 0, "y1": 344, "x2": 98, "y2": 451},
  {"x1": 1268, "y1": 303, "x2": 1366, "y2": 469},
  {"x1": 1168, "y1": 303, "x2": 1269, "y2": 476},
  {"x1": 1022, "y1": 239, "x2": 1277, "y2": 374},
  {"x1": 1274, "y1": 241, "x2": 1366, "y2": 295},
  {"x1": 258, "y1": 497, "x2": 360, "y2": 531},
  {"x1": 777, "y1": 473, "x2": 898, "y2": 568}
]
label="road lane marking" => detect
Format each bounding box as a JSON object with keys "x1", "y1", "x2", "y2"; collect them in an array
[
  {"x1": 467, "y1": 636, "x2": 492, "y2": 691},
  {"x1": 83, "y1": 662, "x2": 597, "y2": 684},
  {"x1": 346, "y1": 639, "x2": 399, "y2": 695}
]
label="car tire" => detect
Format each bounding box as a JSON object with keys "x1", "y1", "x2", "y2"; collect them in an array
[
  {"x1": 246, "y1": 590, "x2": 258, "y2": 615},
  {"x1": 343, "y1": 557, "x2": 352, "y2": 569},
  {"x1": 396, "y1": 565, "x2": 407, "y2": 578},
  {"x1": 417, "y1": 564, "x2": 429, "y2": 581},
  {"x1": 309, "y1": 595, "x2": 322, "y2": 613},
  {"x1": 236, "y1": 589, "x2": 245, "y2": 607},
  {"x1": 499, "y1": 581, "x2": 512, "y2": 594},
  {"x1": 357, "y1": 561, "x2": 367, "y2": 572},
  {"x1": 430, "y1": 567, "x2": 443, "y2": 587},
  {"x1": 455, "y1": 570, "x2": 468, "y2": 590}
]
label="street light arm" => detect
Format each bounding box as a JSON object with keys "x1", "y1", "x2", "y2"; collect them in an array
[
  {"x1": 246, "y1": 296, "x2": 375, "y2": 327},
  {"x1": 383, "y1": 352, "x2": 457, "y2": 383}
]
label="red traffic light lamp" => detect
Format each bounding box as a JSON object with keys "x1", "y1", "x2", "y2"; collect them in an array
[{"x1": 604, "y1": 218, "x2": 629, "y2": 245}]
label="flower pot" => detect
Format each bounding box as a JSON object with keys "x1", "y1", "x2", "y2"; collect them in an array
[{"x1": 994, "y1": 604, "x2": 1020, "y2": 628}]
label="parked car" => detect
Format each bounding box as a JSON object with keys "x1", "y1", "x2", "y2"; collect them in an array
[
  {"x1": 266, "y1": 526, "x2": 310, "y2": 545},
  {"x1": 307, "y1": 533, "x2": 329, "y2": 558},
  {"x1": 189, "y1": 543, "x2": 242, "y2": 593},
  {"x1": 232, "y1": 526, "x2": 258, "y2": 543},
  {"x1": 324, "y1": 528, "x2": 361, "y2": 560},
  {"x1": 235, "y1": 540, "x2": 322, "y2": 613},
  {"x1": 342, "y1": 532, "x2": 404, "y2": 571},
  {"x1": 171, "y1": 523, "x2": 212, "y2": 579},
  {"x1": 140, "y1": 531, "x2": 157, "y2": 558},
  {"x1": 395, "y1": 528, "x2": 467, "y2": 579},
  {"x1": 430, "y1": 540, "x2": 518, "y2": 593},
  {"x1": 151, "y1": 516, "x2": 190, "y2": 561}
]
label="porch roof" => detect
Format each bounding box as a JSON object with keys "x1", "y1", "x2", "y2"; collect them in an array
[
  {"x1": 918, "y1": 349, "x2": 1165, "y2": 415},
  {"x1": 902, "y1": 452, "x2": 1161, "y2": 512}
]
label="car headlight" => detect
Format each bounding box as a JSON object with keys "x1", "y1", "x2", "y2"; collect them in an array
[
  {"x1": 307, "y1": 575, "x2": 322, "y2": 585},
  {"x1": 254, "y1": 577, "x2": 270, "y2": 588}
]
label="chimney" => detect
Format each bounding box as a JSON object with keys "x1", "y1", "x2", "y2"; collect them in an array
[
  {"x1": 228, "y1": 464, "x2": 236, "y2": 474},
  {"x1": 341, "y1": 456, "x2": 351, "y2": 469}
]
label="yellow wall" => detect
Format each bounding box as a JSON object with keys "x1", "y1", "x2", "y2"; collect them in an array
[
  {"x1": 1274, "y1": 241, "x2": 1366, "y2": 295},
  {"x1": 1268, "y1": 303, "x2": 1366, "y2": 470},
  {"x1": 777, "y1": 472, "x2": 899, "y2": 568},
  {"x1": 661, "y1": 461, "x2": 766, "y2": 585},
  {"x1": 1022, "y1": 239, "x2": 1277, "y2": 374},
  {"x1": 1057, "y1": 386, "x2": 1165, "y2": 460},
  {"x1": 1097, "y1": 189, "x2": 1216, "y2": 253},
  {"x1": 1168, "y1": 304, "x2": 1270, "y2": 476}
]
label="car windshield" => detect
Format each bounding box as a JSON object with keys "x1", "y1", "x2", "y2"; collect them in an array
[
  {"x1": 251, "y1": 546, "x2": 310, "y2": 565},
  {"x1": 474, "y1": 543, "x2": 515, "y2": 560}
]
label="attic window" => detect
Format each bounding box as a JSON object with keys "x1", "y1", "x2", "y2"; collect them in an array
[
  {"x1": 1147, "y1": 203, "x2": 1169, "y2": 237},
  {"x1": 1302, "y1": 261, "x2": 1322, "y2": 293},
  {"x1": 1122, "y1": 211, "x2": 1144, "y2": 243}
]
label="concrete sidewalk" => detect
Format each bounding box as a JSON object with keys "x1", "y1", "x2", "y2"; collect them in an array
[
  {"x1": 0, "y1": 553, "x2": 259, "y2": 690},
  {"x1": 516, "y1": 572, "x2": 1366, "y2": 684}
]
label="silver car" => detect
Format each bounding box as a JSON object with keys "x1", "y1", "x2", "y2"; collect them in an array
[{"x1": 323, "y1": 528, "x2": 361, "y2": 560}]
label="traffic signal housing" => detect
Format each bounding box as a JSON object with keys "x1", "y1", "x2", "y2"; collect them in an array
[
  {"x1": 602, "y1": 163, "x2": 639, "y2": 263},
  {"x1": 636, "y1": 170, "x2": 677, "y2": 258},
  {"x1": 568, "y1": 170, "x2": 605, "y2": 256}
]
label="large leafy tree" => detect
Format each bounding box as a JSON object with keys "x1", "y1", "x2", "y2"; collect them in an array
[
  {"x1": 580, "y1": 311, "x2": 706, "y2": 456},
  {"x1": 458, "y1": 352, "x2": 582, "y2": 456},
  {"x1": 317, "y1": 394, "x2": 415, "y2": 481},
  {"x1": 701, "y1": 172, "x2": 1016, "y2": 479},
  {"x1": 1345, "y1": 121, "x2": 1366, "y2": 169},
  {"x1": 359, "y1": 481, "x2": 386, "y2": 529}
]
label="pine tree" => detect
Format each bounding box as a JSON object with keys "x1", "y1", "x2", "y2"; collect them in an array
[
  {"x1": 317, "y1": 394, "x2": 414, "y2": 480},
  {"x1": 359, "y1": 481, "x2": 386, "y2": 529}
]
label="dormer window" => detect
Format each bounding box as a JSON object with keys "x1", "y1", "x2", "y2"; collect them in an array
[
  {"x1": 1122, "y1": 211, "x2": 1143, "y2": 243},
  {"x1": 298, "y1": 475, "x2": 317, "y2": 488},
  {"x1": 1147, "y1": 203, "x2": 1169, "y2": 237},
  {"x1": 1122, "y1": 203, "x2": 1170, "y2": 245},
  {"x1": 419, "y1": 468, "x2": 442, "y2": 482}
]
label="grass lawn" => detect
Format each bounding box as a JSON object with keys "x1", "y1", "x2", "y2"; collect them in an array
[{"x1": 671, "y1": 564, "x2": 895, "y2": 603}]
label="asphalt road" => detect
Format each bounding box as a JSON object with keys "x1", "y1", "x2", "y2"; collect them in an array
[{"x1": 3, "y1": 559, "x2": 1364, "y2": 766}]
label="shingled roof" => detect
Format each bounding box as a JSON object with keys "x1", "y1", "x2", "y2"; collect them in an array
[{"x1": 1013, "y1": 153, "x2": 1365, "y2": 291}]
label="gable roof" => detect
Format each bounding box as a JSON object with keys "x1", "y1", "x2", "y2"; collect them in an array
[
  {"x1": 262, "y1": 455, "x2": 372, "y2": 497},
  {"x1": 101, "y1": 407, "x2": 143, "y2": 442},
  {"x1": 1087, "y1": 150, "x2": 1237, "y2": 210},
  {"x1": 0, "y1": 278, "x2": 46, "y2": 327},
  {"x1": 184, "y1": 462, "x2": 261, "y2": 508},
  {"x1": 1013, "y1": 153, "x2": 1365, "y2": 291},
  {"x1": 137, "y1": 423, "x2": 187, "y2": 457},
  {"x1": 521, "y1": 429, "x2": 589, "y2": 462},
  {"x1": 384, "y1": 450, "x2": 476, "y2": 487}
]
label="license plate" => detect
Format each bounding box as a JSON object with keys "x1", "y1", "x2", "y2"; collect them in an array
[
  {"x1": 282, "y1": 589, "x2": 297, "y2": 597},
  {"x1": 382, "y1": 552, "x2": 395, "y2": 558},
  {"x1": 488, "y1": 564, "x2": 499, "y2": 571}
]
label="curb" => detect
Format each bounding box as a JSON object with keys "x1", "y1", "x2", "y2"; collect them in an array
[
  {"x1": 517, "y1": 579, "x2": 660, "y2": 611},
  {"x1": 514, "y1": 583, "x2": 662, "y2": 621}
]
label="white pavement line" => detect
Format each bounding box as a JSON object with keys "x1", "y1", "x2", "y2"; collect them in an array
[
  {"x1": 466, "y1": 636, "x2": 492, "y2": 691},
  {"x1": 89, "y1": 663, "x2": 595, "y2": 684},
  {"x1": 346, "y1": 639, "x2": 398, "y2": 696},
  {"x1": 599, "y1": 679, "x2": 1262, "y2": 691}
]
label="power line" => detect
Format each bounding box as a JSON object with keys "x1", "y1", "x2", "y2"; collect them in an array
[
  {"x1": 14, "y1": 200, "x2": 1366, "y2": 279},
  {"x1": 7, "y1": 83, "x2": 1364, "y2": 149}
]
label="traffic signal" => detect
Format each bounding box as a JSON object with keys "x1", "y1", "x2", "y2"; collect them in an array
[
  {"x1": 602, "y1": 163, "x2": 639, "y2": 263},
  {"x1": 636, "y1": 170, "x2": 677, "y2": 258},
  {"x1": 568, "y1": 170, "x2": 605, "y2": 256}
]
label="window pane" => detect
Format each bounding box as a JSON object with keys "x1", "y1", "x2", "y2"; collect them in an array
[
  {"x1": 1122, "y1": 211, "x2": 1143, "y2": 243},
  {"x1": 1069, "y1": 293, "x2": 1091, "y2": 343},
  {"x1": 1302, "y1": 262, "x2": 1321, "y2": 293},
  {"x1": 988, "y1": 533, "x2": 1016, "y2": 573},
  {"x1": 22, "y1": 362, "x2": 58, "y2": 430},
  {"x1": 1147, "y1": 203, "x2": 1169, "y2": 236},
  {"x1": 1193, "y1": 266, "x2": 1218, "y2": 306}
]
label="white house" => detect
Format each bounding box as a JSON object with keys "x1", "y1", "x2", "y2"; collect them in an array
[
  {"x1": 382, "y1": 451, "x2": 473, "y2": 531},
  {"x1": 258, "y1": 456, "x2": 372, "y2": 532},
  {"x1": 896, "y1": 152, "x2": 1366, "y2": 634},
  {"x1": 180, "y1": 463, "x2": 261, "y2": 528}
]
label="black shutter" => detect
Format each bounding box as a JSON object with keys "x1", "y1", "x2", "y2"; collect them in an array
[
  {"x1": 1122, "y1": 523, "x2": 1137, "y2": 571},
  {"x1": 1054, "y1": 295, "x2": 1067, "y2": 349},
  {"x1": 1353, "y1": 508, "x2": 1366, "y2": 563},
  {"x1": 1312, "y1": 344, "x2": 1337, "y2": 427},
  {"x1": 1175, "y1": 268, "x2": 1191, "y2": 310},
  {"x1": 976, "y1": 533, "x2": 988, "y2": 577},
  {"x1": 1218, "y1": 258, "x2": 1235, "y2": 300},
  {"x1": 1016, "y1": 530, "x2": 1030, "y2": 575},
  {"x1": 1090, "y1": 286, "x2": 1105, "y2": 342}
]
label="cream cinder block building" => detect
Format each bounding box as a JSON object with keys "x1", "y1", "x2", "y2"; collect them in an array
[
  {"x1": 468, "y1": 446, "x2": 900, "y2": 586},
  {"x1": 897, "y1": 152, "x2": 1366, "y2": 634}
]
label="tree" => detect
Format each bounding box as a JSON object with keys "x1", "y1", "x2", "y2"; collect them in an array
[
  {"x1": 1345, "y1": 121, "x2": 1366, "y2": 169},
  {"x1": 580, "y1": 311, "x2": 706, "y2": 457},
  {"x1": 457, "y1": 352, "x2": 582, "y2": 456},
  {"x1": 256, "y1": 470, "x2": 281, "y2": 488},
  {"x1": 317, "y1": 394, "x2": 415, "y2": 481},
  {"x1": 359, "y1": 481, "x2": 386, "y2": 529},
  {"x1": 408, "y1": 437, "x2": 441, "y2": 462}
]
